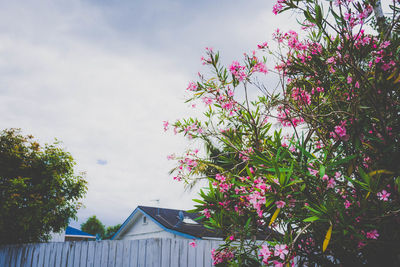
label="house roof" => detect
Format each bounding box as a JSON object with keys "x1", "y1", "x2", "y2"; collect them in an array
[
  {"x1": 65, "y1": 226, "x2": 96, "y2": 239},
  {"x1": 112, "y1": 206, "x2": 282, "y2": 241},
  {"x1": 112, "y1": 206, "x2": 222, "y2": 240}
]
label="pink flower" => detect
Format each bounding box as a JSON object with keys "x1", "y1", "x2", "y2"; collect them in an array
[
  {"x1": 163, "y1": 121, "x2": 169, "y2": 131},
  {"x1": 259, "y1": 245, "x2": 272, "y2": 262},
  {"x1": 229, "y1": 61, "x2": 247, "y2": 81},
  {"x1": 273, "y1": 261, "x2": 284, "y2": 267},
  {"x1": 344, "y1": 200, "x2": 352, "y2": 209},
  {"x1": 366, "y1": 230, "x2": 379, "y2": 239},
  {"x1": 253, "y1": 61, "x2": 268, "y2": 74},
  {"x1": 381, "y1": 41, "x2": 390, "y2": 48},
  {"x1": 186, "y1": 81, "x2": 198, "y2": 91},
  {"x1": 166, "y1": 154, "x2": 175, "y2": 160},
  {"x1": 330, "y1": 121, "x2": 349, "y2": 141},
  {"x1": 229, "y1": 235, "x2": 234, "y2": 241},
  {"x1": 327, "y1": 178, "x2": 336, "y2": 189},
  {"x1": 274, "y1": 244, "x2": 288, "y2": 260},
  {"x1": 203, "y1": 208, "x2": 211, "y2": 218},
  {"x1": 275, "y1": 201, "x2": 286, "y2": 208},
  {"x1": 347, "y1": 76, "x2": 352, "y2": 84},
  {"x1": 377, "y1": 190, "x2": 391, "y2": 201},
  {"x1": 202, "y1": 96, "x2": 213, "y2": 105},
  {"x1": 272, "y1": 0, "x2": 286, "y2": 15},
  {"x1": 189, "y1": 241, "x2": 197, "y2": 248},
  {"x1": 257, "y1": 42, "x2": 269, "y2": 49},
  {"x1": 358, "y1": 241, "x2": 366, "y2": 249},
  {"x1": 326, "y1": 57, "x2": 336, "y2": 64},
  {"x1": 308, "y1": 168, "x2": 318, "y2": 176}
]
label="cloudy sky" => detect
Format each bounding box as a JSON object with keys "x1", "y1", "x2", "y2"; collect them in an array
[{"x1": 0, "y1": 0, "x2": 306, "y2": 228}]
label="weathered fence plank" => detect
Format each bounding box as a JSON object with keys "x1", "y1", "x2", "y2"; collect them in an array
[
  {"x1": 121, "y1": 239, "x2": 130, "y2": 267},
  {"x1": 187, "y1": 240, "x2": 196, "y2": 267},
  {"x1": 86, "y1": 240, "x2": 95, "y2": 267},
  {"x1": 195, "y1": 240, "x2": 205, "y2": 267},
  {"x1": 137, "y1": 239, "x2": 147, "y2": 267},
  {"x1": 100, "y1": 241, "x2": 109, "y2": 266},
  {"x1": 161, "y1": 238, "x2": 171, "y2": 267},
  {"x1": 73, "y1": 242, "x2": 82, "y2": 267},
  {"x1": 80, "y1": 241, "x2": 88, "y2": 267},
  {"x1": 25, "y1": 244, "x2": 34, "y2": 267},
  {"x1": 170, "y1": 238, "x2": 180, "y2": 267},
  {"x1": 179, "y1": 238, "x2": 188, "y2": 266},
  {"x1": 54, "y1": 242, "x2": 63, "y2": 267},
  {"x1": 129, "y1": 239, "x2": 139, "y2": 266},
  {"x1": 108, "y1": 240, "x2": 117, "y2": 267}
]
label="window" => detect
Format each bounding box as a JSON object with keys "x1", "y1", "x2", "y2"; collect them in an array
[{"x1": 143, "y1": 216, "x2": 147, "y2": 224}]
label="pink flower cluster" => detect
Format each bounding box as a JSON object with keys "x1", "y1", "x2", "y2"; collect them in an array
[
  {"x1": 202, "y1": 208, "x2": 211, "y2": 218},
  {"x1": 229, "y1": 61, "x2": 247, "y2": 81},
  {"x1": 186, "y1": 81, "x2": 198, "y2": 91},
  {"x1": 366, "y1": 229, "x2": 379, "y2": 240},
  {"x1": 211, "y1": 248, "x2": 235, "y2": 265},
  {"x1": 248, "y1": 190, "x2": 267, "y2": 217},
  {"x1": 291, "y1": 87, "x2": 311, "y2": 106},
  {"x1": 273, "y1": 0, "x2": 286, "y2": 15},
  {"x1": 330, "y1": 121, "x2": 349, "y2": 141},
  {"x1": 277, "y1": 105, "x2": 304, "y2": 127},
  {"x1": 173, "y1": 150, "x2": 199, "y2": 181},
  {"x1": 259, "y1": 244, "x2": 289, "y2": 265},
  {"x1": 239, "y1": 147, "x2": 254, "y2": 161},
  {"x1": 213, "y1": 173, "x2": 233, "y2": 193}
]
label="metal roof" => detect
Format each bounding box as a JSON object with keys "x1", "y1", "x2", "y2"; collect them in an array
[{"x1": 65, "y1": 226, "x2": 96, "y2": 238}]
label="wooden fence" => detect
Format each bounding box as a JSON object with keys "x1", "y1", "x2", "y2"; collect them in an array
[{"x1": 0, "y1": 238, "x2": 224, "y2": 267}]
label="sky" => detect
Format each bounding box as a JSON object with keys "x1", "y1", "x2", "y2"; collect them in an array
[{"x1": 5, "y1": 0, "x2": 384, "y2": 229}]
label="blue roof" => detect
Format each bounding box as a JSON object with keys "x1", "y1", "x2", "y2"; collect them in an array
[{"x1": 65, "y1": 226, "x2": 95, "y2": 238}]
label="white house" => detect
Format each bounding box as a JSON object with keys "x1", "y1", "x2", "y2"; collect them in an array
[{"x1": 111, "y1": 206, "x2": 223, "y2": 241}]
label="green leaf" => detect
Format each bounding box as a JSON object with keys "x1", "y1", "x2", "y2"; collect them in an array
[
  {"x1": 359, "y1": 168, "x2": 371, "y2": 186},
  {"x1": 303, "y1": 216, "x2": 320, "y2": 222},
  {"x1": 265, "y1": 198, "x2": 275, "y2": 209},
  {"x1": 305, "y1": 205, "x2": 323, "y2": 215},
  {"x1": 330, "y1": 154, "x2": 357, "y2": 166},
  {"x1": 315, "y1": 4, "x2": 322, "y2": 26},
  {"x1": 244, "y1": 217, "x2": 251, "y2": 231},
  {"x1": 192, "y1": 199, "x2": 205, "y2": 204},
  {"x1": 304, "y1": 10, "x2": 315, "y2": 23},
  {"x1": 319, "y1": 165, "x2": 326, "y2": 178}
]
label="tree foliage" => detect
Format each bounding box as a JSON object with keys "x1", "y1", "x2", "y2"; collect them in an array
[
  {"x1": 169, "y1": 0, "x2": 400, "y2": 265},
  {"x1": 0, "y1": 128, "x2": 87, "y2": 245},
  {"x1": 104, "y1": 224, "x2": 122, "y2": 240},
  {"x1": 80, "y1": 216, "x2": 121, "y2": 240},
  {"x1": 80, "y1": 215, "x2": 105, "y2": 239}
]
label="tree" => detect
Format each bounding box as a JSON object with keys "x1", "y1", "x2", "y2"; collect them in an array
[
  {"x1": 80, "y1": 215, "x2": 105, "y2": 239},
  {"x1": 103, "y1": 224, "x2": 121, "y2": 240},
  {"x1": 0, "y1": 128, "x2": 87, "y2": 245},
  {"x1": 169, "y1": 0, "x2": 400, "y2": 265}
]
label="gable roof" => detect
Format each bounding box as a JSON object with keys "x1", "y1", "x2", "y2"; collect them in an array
[
  {"x1": 112, "y1": 206, "x2": 282, "y2": 241},
  {"x1": 112, "y1": 206, "x2": 222, "y2": 240},
  {"x1": 65, "y1": 226, "x2": 96, "y2": 239}
]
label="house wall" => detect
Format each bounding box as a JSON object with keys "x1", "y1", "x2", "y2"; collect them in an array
[
  {"x1": 118, "y1": 213, "x2": 188, "y2": 240},
  {"x1": 48, "y1": 231, "x2": 65, "y2": 242}
]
